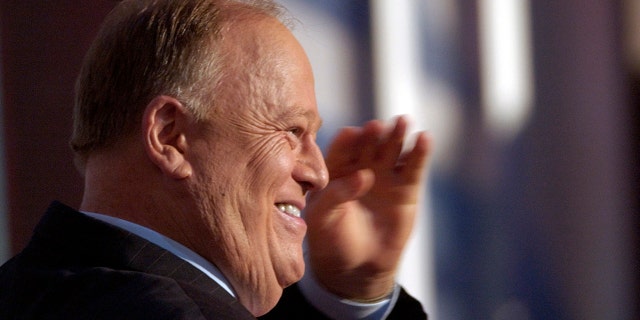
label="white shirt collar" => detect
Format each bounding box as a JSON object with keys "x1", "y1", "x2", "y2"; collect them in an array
[{"x1": 82, "y1": 211, "x2": 236, "y2": 298}]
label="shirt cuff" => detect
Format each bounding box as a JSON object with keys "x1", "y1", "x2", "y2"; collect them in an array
[{"x1": 297, "y1": 267, "x2": 400, "y2": 320}]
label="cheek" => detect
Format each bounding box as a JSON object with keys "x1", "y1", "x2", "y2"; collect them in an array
[
  {"x1": 244, "y1": 139, "x2": 296, "y2": 189},
  {"x1": 269, "y1": 213, "x2": 306, "y2": 286},
  {"x1": 238, "y1": 139, "x2": 296, "y2": 235}
]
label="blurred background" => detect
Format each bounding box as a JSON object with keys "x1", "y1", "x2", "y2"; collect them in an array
[{"x1": 1, "y1": 1, "x2": 637, "y2": 319}]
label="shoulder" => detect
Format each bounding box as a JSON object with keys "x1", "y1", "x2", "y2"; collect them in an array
[
  {"x1": 2, "y1": 266, "x2": 207, "y2": 319},
  {"x1": 1, "y1": 266, "x2": 237, "y2": 319}
]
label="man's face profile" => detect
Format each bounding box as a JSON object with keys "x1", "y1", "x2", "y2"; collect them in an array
[{"x1": 183, "y1": 16, "x2": 328, "y2": 313}]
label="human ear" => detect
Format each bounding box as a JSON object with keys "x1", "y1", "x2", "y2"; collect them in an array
[{"x1": 142, "y1": 95, "x2": 193, "y2": 179}]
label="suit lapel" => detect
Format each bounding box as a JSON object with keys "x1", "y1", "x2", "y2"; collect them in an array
[
  {"x1": 121, "y1": 233, "x2": 254, "y2": 319},
  {"x1": 33, "y1": 201, "x2": 255, "y2": 319}
]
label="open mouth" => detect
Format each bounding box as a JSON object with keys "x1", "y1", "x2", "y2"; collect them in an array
[{"x1": 275, "y1": 203, "x2": 301, "y2": 218}]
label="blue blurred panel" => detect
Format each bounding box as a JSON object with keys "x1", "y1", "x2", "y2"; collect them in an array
[{"x1": 414, "y1": 1, "x2": 566, "y2": 319}]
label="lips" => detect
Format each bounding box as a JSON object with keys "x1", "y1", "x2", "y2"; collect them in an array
[{"x1": 275, "y1": 203, "x2": 302, "y2": 218}]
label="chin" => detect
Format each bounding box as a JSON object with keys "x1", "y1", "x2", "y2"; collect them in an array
[
  {"x1": 282, "y1": 255, "x2": 306, "y2": 287},
  {"x1": 247, "y1": 285, "x2": 285, "y2": 317}
]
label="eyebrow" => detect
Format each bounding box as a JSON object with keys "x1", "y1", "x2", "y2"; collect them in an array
[{"x1": 280, "y1": 105, "x2": 323, "y2": 131}]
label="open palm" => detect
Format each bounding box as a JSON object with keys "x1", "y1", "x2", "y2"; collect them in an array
[{"x1": 304, "y1": 116, "x2": 431, "y2": 300}]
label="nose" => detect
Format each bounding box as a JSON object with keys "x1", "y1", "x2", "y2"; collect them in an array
[{"x1": 294, "y1": 136, "x2": 329, "y2": 194}]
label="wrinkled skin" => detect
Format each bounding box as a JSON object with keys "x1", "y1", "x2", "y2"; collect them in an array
[
  {"x1": 183, "y1": 16, "x2": 328, "y2": 316},
  {"x1": 187, "y1": 15, "x2": 432, "y2": 314}
]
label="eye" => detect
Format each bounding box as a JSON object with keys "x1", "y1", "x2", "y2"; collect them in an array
[
  {"x1": 283, "y1": 127, "x2": 304, "y2": 149},
  {"x1": 286, "y1": 127, "x2": 303, "y2": 137}
]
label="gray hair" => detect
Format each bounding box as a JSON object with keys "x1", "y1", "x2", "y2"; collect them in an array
[{"x1": 70, "y1": 0, "x2": 289, "y2": 167}]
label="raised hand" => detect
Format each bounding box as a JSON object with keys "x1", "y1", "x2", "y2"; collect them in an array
[{"x1": 304, "y1": 116, "x2": 431, "y2": 301}]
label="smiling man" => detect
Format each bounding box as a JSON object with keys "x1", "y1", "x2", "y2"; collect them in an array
[{"x1": 0, "y1": 0, "x2": 429, "y2": 319}]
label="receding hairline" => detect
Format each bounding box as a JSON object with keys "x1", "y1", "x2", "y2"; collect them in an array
[
  {"x1": 218, "y1": 0, "x2": 296, "y2": 30},
  {"x1": 70, "y1": 0, "x2": 305, "y2": 176}
]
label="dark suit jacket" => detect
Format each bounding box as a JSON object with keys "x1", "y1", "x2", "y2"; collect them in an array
[{"x1": 0, "y1": 202, "x2": 426, "y2": 319}]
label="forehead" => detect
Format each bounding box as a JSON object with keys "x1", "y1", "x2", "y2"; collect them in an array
[
  {"x1": 222, "y1": 16, "x2": 307, "y2": 71},
  {"x1": 214, "y1": 15, "x2": 320, "y2": 123}
]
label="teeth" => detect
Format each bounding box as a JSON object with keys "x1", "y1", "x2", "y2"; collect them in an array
[{"x1": 276, "y1": 203, "x2": 301, "y2": 218}]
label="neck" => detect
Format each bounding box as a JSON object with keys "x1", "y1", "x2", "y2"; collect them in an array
[{"x1": 80, "y1": 145, "x2": 158, "y2": 226}]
